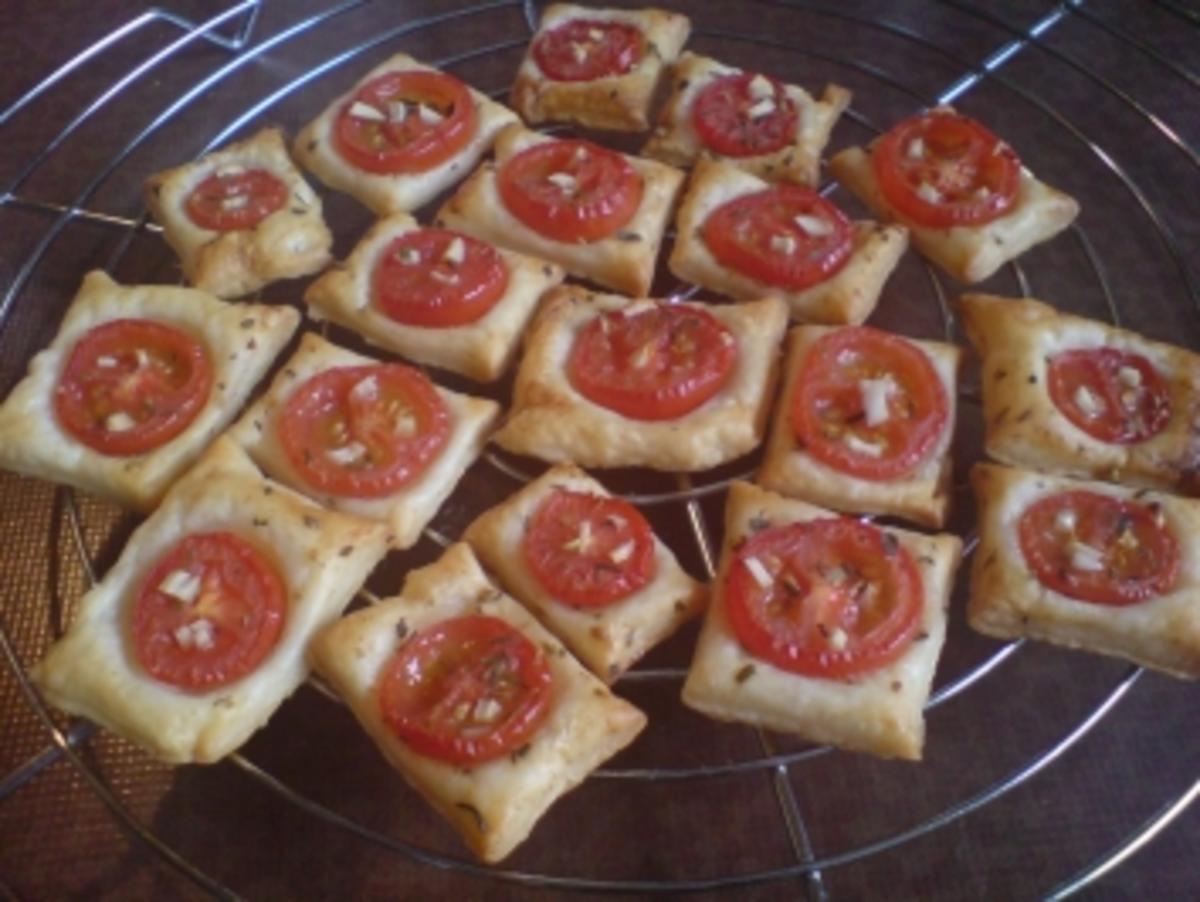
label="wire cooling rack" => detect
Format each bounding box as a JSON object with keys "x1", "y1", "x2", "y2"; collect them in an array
[{"x1": 1, "y1": 1, "x2": 1198, "y2": 898}]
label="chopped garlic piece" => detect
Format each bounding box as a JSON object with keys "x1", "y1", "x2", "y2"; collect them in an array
[
  {"x1": 429, "y1": 269, "x2": 459, "y2": 284},
  {"x1": 387, "y1": 101, "x2": 408, "y2": 123},
  {"x1": 827, "y1": 626, "x2": 848, "y2": 651},
  {"x1": 572, "y1": 145, "x2": 589, "y2": 163},
  {"x1": 392, "y1": 407, "x2": 416, "y2": 437},
  {"x1": 1069, "y1": 541, "x2": 1105, "y2": 573},
  {"x1": 632, "y1": 342, "x2": 656, "y2": 369},
  {"x1": 570, "y1": 41, "x2": 588, "y2": 63},
  {"x1": 442, "y1": 236, "x2": 466, "y2": 266},
  {"x1": 474, "y1": 697, "x2": 503, "y2": 723},
  {"x1": 158, "y1": 569, "x2": 202, "y2": 604},
  {"x1": 915, "y1": 182, "x2": 943, "y2": 204},
  {"x1": 973, "y1": 185, "x2": 992, "y2": 200},
  {"x1": 215, "y1": 163, "x2": 246, "y2": 178},
  {"x1": 350, "y1": 375, "x2": 379, "y2": 402},
  {"x1": 546, "y1": 171, "x2": 577, "y2": 192},
  {"x1": 746, "y1": 97, "x2": 776, "y2": 119},
  {"x1": 794, "y1": 213, "x2": 833, "y2": 237},
  {"x1": 135, "y1": 348, "x2": 150, "y2": 367},
  {"x1": 397, "y1": 246, "x2": 422, "y2": 265},
  {"x1": 844, "y1": 433, "x2": 884, "y2": 457},
  {"x1": 105, "y1": 411, "x2": 136, "y2": 432},
  {"x1": 748, "y1": 74, "x2": 774, "y2": 99},
  {"x1": 1074, "y1": 385, "x2": 1105, "y2": 418},
  {"x1": 587, "y1": 27, "x2": 605, "y2": 42},
  {"x1": 906, "y1": 137, "x2": 925, "y2": 159},
  {"x1": 1118, "y1": 366, "x2": 1143, "y2": 388},
  {"x1": 95, "y1": 355, "x2": 118, "y2": 369},
  {"x1": 222, "y1": 194, "x2": 249, "y2": 210},
  {"x1": 417, "y1": 104, "x2": 443, "y2": 125},
  {"x1": 744, "y1": 555, "x2": 773, "y2": 589},
  {"x1": 610, "y1": 540, "x2": 635, "y2": 564},
  {"x1": 326, "y1": 440, "x2": 367, "y2": 466},
  {"x1": 349, "y1": 101, "x2": 385, "y2": 121},
  {"x1": 1054, "y1": 507, "x2": 1077, "y2": 533},
  {"x1": 859, "y1": 376, "x2": 897, "y2": 427},
  {"x1": 563, "y1": 519, "x2": 594, "y2": 554},
  {"x1": 769, "y1": 233, "x2": 797, "y2": 255},
  {"x1": 174, "y1": 618, "x2": 216, "y2": 651}
]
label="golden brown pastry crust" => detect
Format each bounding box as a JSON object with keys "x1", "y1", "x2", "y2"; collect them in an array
[
  {"x1": 0, "y1": 271, "x2": 299, "y2": 510},
  {"x1": 490, "y1": 287, "x2": 789, "y2": 471},
  {"x1": 143, "y1": 127, "x2": 333, "y2": 298},
  {"x1": 308, "y1": 542, "x2": 647, "y2": 863},
  {"x1": 681, "y1": 481, "x2": 962, "y2": 760},
  {"x1": 960, "y1": 293, "x2": 1200, "y2": 493},
  {"x1": 31, "y1": 438, "x2": 390, "y2": 763},
  {"x1": 969, "y1": 463, "x2": 1200, "y2": 679},
  {"x1": 510, "y1": 4, "x2": 691, "y2": 132}
]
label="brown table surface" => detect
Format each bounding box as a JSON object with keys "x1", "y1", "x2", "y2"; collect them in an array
[{"x1": 1, "y1": 1, "x2": 1197, "y2": 899}]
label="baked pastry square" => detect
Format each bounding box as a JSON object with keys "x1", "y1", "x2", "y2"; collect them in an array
[
  {"x1": 143, "y1": 127, "x2": 333, "y2": 299},
  {"x1": 491, "y1": 287, "x2": 789, "y2": 471},
  {"x1": 510, "y1": 4, "x2": 691, "y2": 132},
  {"x1": 32, "y1": 438, "x2": 390, "y2": 764},
  {"x1": 293, "y1": 53, "x2": 519, "y2": 216},
  {"x1": 669, "y1": 158, "x2": 908, "y2": 324},
  {"x1": 228, "y1": 331, "x2": 499, "y2": 549},
  {"x1": 0, "y1": 270, "x2": 299, "y2": 510},
  {"x1": 303, "y1": 213, "x2": 565, "y2": 382},
  {"x1": 682, "y1": 481, "x2": 962, "y2": 760},
  {"x1": 309, "y1": 541, "x2": 647, "y2": 862},
  {"x1": 969, "y1": 463, "x2": 1200, "y2": 679},
  {"x1": 463, "y1": 463, "x2": 707, "y2": 682},
  {"x1": 960, "y1": 292, "x2": 1200, "y2": 494},
  {"x1": 643, "y1": 52, "x2": 852, "y2": 186},
  {"x1": 436, "y1": 124, "x2": 685, "y2": 297},
  {"x1": 757, "y1": 325, "x2": 962, "y2": 528}
]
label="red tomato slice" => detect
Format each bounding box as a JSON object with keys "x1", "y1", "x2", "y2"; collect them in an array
[
  {"x1": 334, "y1": 70, "x2": 478, "y2": 175},
  {"x1": 1018, "y1": 490, "x2": 1179, "y2": 605},
  {"x1": 131, "y1": 531, "x2": 287, "y2": 691},
  {"x1": 791, "y1": 327, "x2": 948, "y2": 480},
  {"x1": 1047, "y1": 348, "x2": 1171, "y2": 445},
  {"x1": 278, "y1": 364, "x2": 450, "y2": 499},
  {"x1": 372, "y1": 228, "x2": 509, "y2": 327},
  {"x1": 691, "y1": 72, "x2": 799, "y2": 158},
  {"x1": 567, "y1": 303, "x2": 737, "y2": 421},
  {"x1": 185, "y1": 168, "x2": 288, "y2": 231},
  {"x1": 522, "y1": 489, "x2": 657, "y2": 608},
  {"x1": 532, "y1": 18, "x2": 644, "y2": 82},
  {"x1": 54, "y1": 318, "x2": 212, "y2": 457},
  {"x1": 725, "y1": 519, "x2": 923, "y2": 678},
  {"x1": 497, "y1": 139, "x2": 643, "y2": 243},
  {"x1": 872, "y1": 110, "x2": 1021, "y2": 228},
  {"x1": 701, "y1": 185, "x2": 855, "y2": 290},
  {"x1": 377, "y1": 614, "x2": 553, "y2": 766}
]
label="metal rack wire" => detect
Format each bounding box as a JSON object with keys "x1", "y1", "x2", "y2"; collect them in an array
[{"x1": 1, "y1": 1, "x2": 1197, "y2": 897}]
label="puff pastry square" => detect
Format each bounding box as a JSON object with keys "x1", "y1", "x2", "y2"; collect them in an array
[
  {"x1": 960, "y1": 293, "x2": 1200, "y2": 493},
  {"x1": 0, "y1": 271, "x2": 299, "y2": 510},
  {"x1": 643, "y1": 52, "x2": 852, "y2": 186},
  {"x1": 436, "y1": 124, "x2": 685, "y2": 297},
  {"x1": 757, "y1": 325, "x2": 962, "y2": 527},
  {"x1": 143, "y1": 127, "x2": 333, "y2": 299},
  {"x1": 303, "y1": 213, "x2": 565, "y2": 382},
  {"x1": 510, "y1": 4, "x2": 691, "y2": 132},
  {"x1": 969, "y1": 463, "x2": 1200, "y2": 680},
  {"x1": 670, "y1": 158, "x2": 908, "y2": 324},
  {"x1": 463, "y1": 463, "x2": 707, "y2": 682},
  {"x1": 293, "y1": 53, "x2": 519, "y2": 216},
  {"x1": 682, "y1": 481, "x2": 962, "y2": 760},
  {"x1": 228, "y1": 332, "x2": 499, "y2": 549},
  {"x1": 309, "y1": 542, "x2": 647, "y2": 863},
  {"x1": 491, "y1": 287, "x2": 789, "y2": 471},
  {"x1": 31, "y1": 438, "x2": 390, "y2": 764}
]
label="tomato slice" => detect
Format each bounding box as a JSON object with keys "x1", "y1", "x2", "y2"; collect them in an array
[
  {"x1": 185, "y1": 168, "x2": 288, "y2": 231},
  {"x1": 333, "y1": 70, "x2": 478, "y2": 175},
  {"x1": 372, "y1": 228, "x2": 509, "y2": 327},
  {"x1": 691, "y1": 72, "x2": 799, "y2": 158},
  {"x1": 791, "y1": 327, "x2": 948, "y2": 480},
  {"x1": 872, "y1": 110, "x2": 1021, "y2": 228},
  {"x1": 701, "y1": 185, "x2": 855, "y2": 290},
  {"x1": 378, "y1": 614, "x2": 553, "y2": 766},
  {"x1": 532, "y1": 18, "x2": 644, "y2": 82},
  {"x1": 54, "y1": 318, "x2": 212, "y2": 457},
  {"x1": 725, "y1": 519, "x2": 923, "y2": 678},
  {"x1": 497, "y1": 139, "x2": 643, "y2": 243},
  {"x1": 131, "y1": 531, "x2": 287, "y2": 691},
  {"x1": 1018, "y1": 490, "x2": 1179, "y2": 605},
  {"x1": 567, "y1": 303, "x2": 737, "y2": 421},
  {"x1": 278, "y1": 364, "x2": 450, "y2": 499},
  {"x1": 522, "y1": 489, "x2": 657, "y2": 608},
  {"x1": 1047, "y1": 348, "x2": 1171, "y2": 445}
]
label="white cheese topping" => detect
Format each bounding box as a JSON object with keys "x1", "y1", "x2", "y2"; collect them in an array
[
  {"x1": 587, "y1": 27, "x2": 605, "y2": 42},
  {"x1": 104, "y1": 411, "x2": 136, "y2": 432},
  {"x1": 474, "y1": 697, "x2": 503, "y2": 723},
  {"x1": 1054, "y1": 507, "x2": 1078, "y2": 533},
  {"x1": 222, "y1": 194, "x2": 249, "y2": 210},
  {"x1": 915, "y1": 182, "x2": 943, "y2": 204},
  {"x1": 387, "y1": 101, "x2": 408, "y2": 123},
  {"x1": 95, "y1": 355, "x2": 118, "y2": 369},
  {"x1": 826, "y1": 626, "x2": 848, "y2": 651},
  {"x1": 326, "y1": 440, "x2": 367, "y2": 466},
  {"x1": 570, "y1": 41, "x2": 588, "y2": 64},
  {"x1": 215, "y1": 163, "x2": 246, "y2": 178},
  {"x1": 746, "y1": 97, "x2": 776, "y2": 120},
  {"x1": 1073, "y1": 384, "x2": 1105, "y2": 418},
  {"x1": 417, "y1": 104, "x2": 443, "y2": 125},
  {"x1": 349, "y1": 375, "x2": 379, "y2": 402},
  {"x1": 906, "y1": 137, "x2": 925, "y2": 159},
  {"x1": 794, "y1": 213, "x2": 833, "y2": 237},
  {"x1": 743, "y1": 555, "x2": 774, "y2": 589},
  {"x1": 769, "y1": 233, "x2": 797, "y2": 255},
  {"x1": 859, "y1": 376, "x2": 897, "y2": 428},
  {"x1": 973, "y1": 185, "x2": 992, "y2": 200},
  {"x1": 349, "y1": 100, "x2": 385, "y2": 121},
  {"x1": 1069, "y1": 540, "x2": 1106, "y2": 573},
  {"x1": 442, "y1": 236, "x2": 466, "y2": 266},
  {"x1": 174, "y1": 618, "x2": 216, "y2": 651},
  {"x1": 844, "y1": 433, "x2": 884, "y2": 457},
  {"x1": 631, "y1": 342, "x2": 656, "y2": 369},
  {"x1": 610, "y1": 540, "x2": 635, "y2": 565},
  {"x1": 546, "y1": 171, "x2": 577, "y2": 192},
  {"x1": 748, "y1": 74, "x2": 774, "y2": 99},
  {"x1": 158, "y1": 569, "x2": 202, "y2": 604},
  {"x1": 563, "y1": 519, "x2": 594, "y2": 554},
  {"x1": 429, "y1": 269, "x2": 459, "y2": 284},
  {"x1": 1118, "y1": 366, "x2": 1143, "y2": 388}
]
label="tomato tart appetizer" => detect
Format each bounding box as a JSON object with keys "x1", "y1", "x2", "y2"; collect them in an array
[
  {"x1": 293, "y1": 53, "x2": 519, "y2": 216},
  {"x1": 670, "y1": 158, "x2": 909, "y2": 324},
  {"x1": 969, "y1": 464, "x2": 1200, "y2": 679},
  {"x1": 0, "y1": 271, "x2": 298, "y2": 510},
  {"x1": 143, "y1": 127, "x2": 333, "y2": 299},
  {"x1": 436, "y1": 124, "x2": 684, "y2": 297},
  {"x1": 463, "y1": 464, "x2": 706, "y2": 682},
  {"x1": 310, "y1": 542, "x2": 646, "y2": 863},
  {"x1": 643, "y1": 52, "x2": 851, "y2": 187},
  {"x1": 303, "y1": 213, "x2": 565, "y2": 382},
  {"x1": 228, "y1": 332, "x2": 498, "y2": 549},
  {"x1": 829, "y1": 107, "x2": 1079, "y2": 283},
  {"x1": 758, "y1": 325, "x2": 962, "y2": 527},
  {"x1": 491, "y1": 286, "x2": 788, "y2": 471},
  {"x1": 32, "y1": 438, "x2": 390, "y2": 763},
  {"x1": 960, "y1": 293, "x2": 1200, "y2": 494},
  {"x1": 510, "y1": 4, "x2": 690, "y2": 132},
  {"x1": 682, "y1": 481, "x2": 962, "y2": 760}
]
